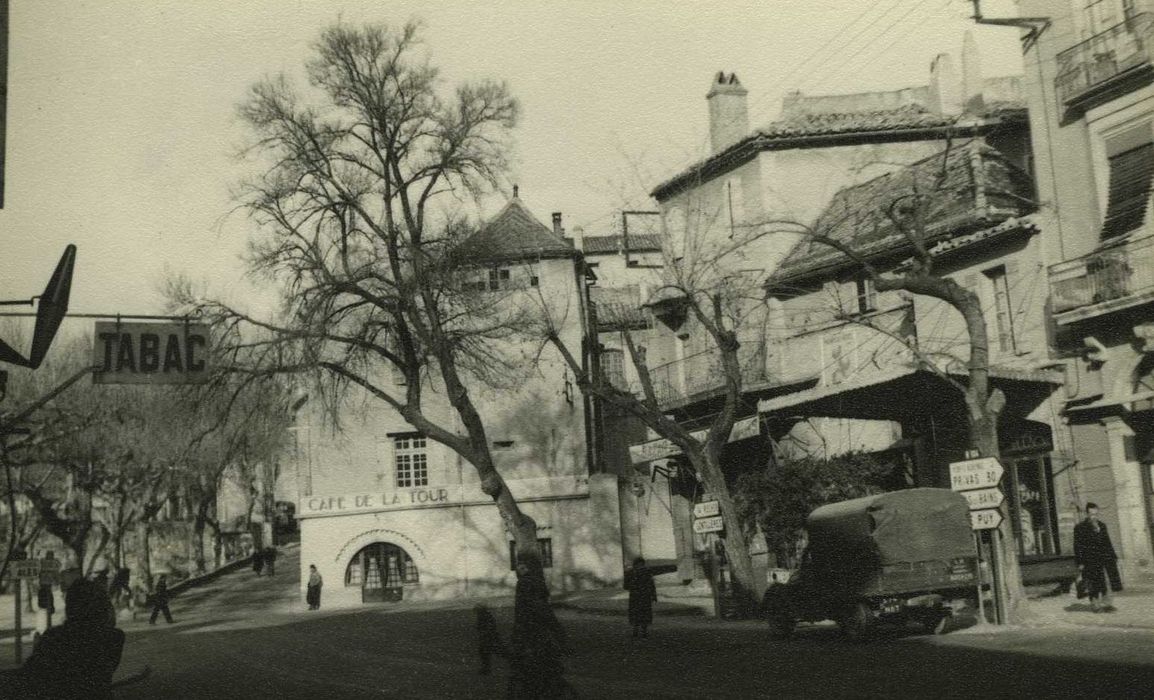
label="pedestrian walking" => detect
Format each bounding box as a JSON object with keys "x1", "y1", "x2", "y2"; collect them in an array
[
  {"x1": 474, "y1": 603, "x2": 505, "y2": 676},
  {"x1": 1073, "y1": 503, "x2": 1122, "y2": 612},
  {"x1": 624, "y1": 556, "x2": 657, "y2": 638},
  {"x1": 253, "y1": 549, "x2": 265, "y2": 577},
  {"x1": 264, "y1": 547, "x2": 277, "y2": 576},
  {"x1": 37, "y1": 551, "x2": 59, "y2": 628},
  {"x1": 0, "y1": 578, "x2": 126, "y2": 699},
  {"x1": 148, "y1": 574, "x2": 175, "y2": 624},
  {"x1": 306, "y1": 565, "x2": 323, "y2": 610}
]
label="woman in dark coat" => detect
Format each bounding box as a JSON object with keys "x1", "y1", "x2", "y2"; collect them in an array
[
  {"x1": 306, "y1": 565, "x2": 323, "y2": 610},
  {"x1": 1, "y1": 579, "x2": 125, "y2": 699},
  {"x1": 625, "y1": 556, "x2": 658, "y2": 638}
]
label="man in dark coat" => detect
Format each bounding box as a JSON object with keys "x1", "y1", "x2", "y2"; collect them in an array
[
  {"x1": 148, "y1": 574, "x2": 175, "y2": 624},
  {"x1": 0, "y1": 579, "x2": 125, "y2": 699},
  {"x1": 1073, "y1": 502, "x2": 1122, "y2": 612},
  {"x1": 264, "y1": 547, "x2": 277, "y2": 576},
  {"x1": 625, "y1": 556, "x2": 658, "y2": 638}
]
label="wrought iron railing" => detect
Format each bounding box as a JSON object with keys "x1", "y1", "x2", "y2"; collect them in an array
[
  {"x1": 1055, "y1": 14, "x2": 1154, "y2": 104},
  {"x1": 1050, "y1": 234, "x2": 1154, "y2": 314}
]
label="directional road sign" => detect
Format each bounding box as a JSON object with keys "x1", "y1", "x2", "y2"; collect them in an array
[
  {"x1": 962, "y1": 487, "x2": 1005, "y2": 511},
  {"x1": 693, "y1": 515, "x2": 724, "y2": 534},
  {"x1": 949, "y1": 457, "x2": 1004, "y2": 492},
  {"x1": 693, "y1": 501, "x2": 720, "y2": 519},
  {"x1": 970, "y1": 509, "x2": 1004, "y2": 531}
]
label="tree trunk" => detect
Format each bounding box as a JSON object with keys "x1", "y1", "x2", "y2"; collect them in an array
[
  {"x1": 192, "y1": 497, "x2": 211, "y2": 574},
  {"x1": 140, "y1": 523, "x2": 153, "y2": 591},
  {"x1": 695, "y1": 452, "x2": 760, "y2": 615}
]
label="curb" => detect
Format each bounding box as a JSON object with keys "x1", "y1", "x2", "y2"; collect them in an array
[{"x1": 553, "y1": 601, "x2": 705, "y2": 618}]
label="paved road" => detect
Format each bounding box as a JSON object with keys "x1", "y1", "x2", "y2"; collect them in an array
[{"x1": 8, "y1": 550, "x2": 1154, "y2": 698}]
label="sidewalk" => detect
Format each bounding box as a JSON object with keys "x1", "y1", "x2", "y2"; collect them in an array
[
  {"x1": 554, "y1": 588, "x2": 706, "y2": 618},
  {"x1": 1027, "y1": 582, "x2": 1154, "y2": 631}
]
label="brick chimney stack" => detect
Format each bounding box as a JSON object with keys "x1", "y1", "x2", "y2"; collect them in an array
[
  {"x1": 552, "y1": 212, "x2": 564, "y2": 237},
  {"x1": 707, "y1": 72, "x2": 749, "y2": 153}
]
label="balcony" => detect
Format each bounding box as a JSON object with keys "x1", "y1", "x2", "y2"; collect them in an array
[
  {"x1": 1050, "y1": 234, "x2": 1154, "y2": 322},
  {"x1": 1055, "y1": 15, "x2": 1154, "y2": 107},
  {"x1": 768, "y1": 304, "x2": 918, "y2": 389},
  {"x1": 639, "y1": 338, "x2": 768, "y2": 408}
]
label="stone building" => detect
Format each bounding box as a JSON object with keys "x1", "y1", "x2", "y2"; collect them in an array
[
  {"x1": 294, "y1": 194, "x2": 624, "y2": 605},
  {"x1": 1016, "y1": 0, "x2": 1154, "y2": 581}
]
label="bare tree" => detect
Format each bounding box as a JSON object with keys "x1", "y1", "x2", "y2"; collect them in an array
[
  {"x1": 172, "y1": 22, "x2": 560, "y2": 595},
  {"x1": 543, "y1": 199, "x2": 774, "y2": 614}
]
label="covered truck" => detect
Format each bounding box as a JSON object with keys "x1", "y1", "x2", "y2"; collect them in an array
[{"x1": 762, "y1": 488, "x2": 979, "y2": 639}]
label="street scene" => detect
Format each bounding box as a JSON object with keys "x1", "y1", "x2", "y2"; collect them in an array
[{"x1": 4, "y1": 0, "x2": 1154, "y2": 697}]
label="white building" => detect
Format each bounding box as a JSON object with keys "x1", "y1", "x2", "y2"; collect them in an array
[{"x1": 294, "y1": 194, "x2": 624, "y2": 606}]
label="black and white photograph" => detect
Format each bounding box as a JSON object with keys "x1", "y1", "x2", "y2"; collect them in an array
[{"x1": 3, "y1": 1, "x2": 1154, "y2": 697}]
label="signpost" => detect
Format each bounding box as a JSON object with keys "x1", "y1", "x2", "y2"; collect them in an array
[
  {"x1": 12, "y1": 560, "x2": 40, "y2": 578},
  {"x1": 961, "y1": 487, "x2": 1005, "y2": 511},
  {"x1": 970, "y1": 509, "x2": 1004, "y2": 530},
  {"x1": 693, "y1": 515, "x2": 724, "y2": 534},
  {"x1": 693, "y1": 500, "x2": 720, "y2": 519},
  {"x1": 948, "y1": 457, "x2": 1004, "y2": 492},
  {"x1": 949, "y1": 456, "x2": 1007, "y2": 625}
]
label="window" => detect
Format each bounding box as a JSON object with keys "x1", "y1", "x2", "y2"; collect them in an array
[
  {"x1": 529, "y1": 275, "x2": 539, "y2": 287},
  {"x1": 855, "y1": 277, "x2": 877, "y2": 315},
  {"x1": 1102, "y1": 138, "x2": 1154, "y2": 240},
  {"x1": 394, "y1": 434, "x2": 428, "y2": 488},
  {"x1": 508, "y1": 538, "x2": 554, "y2": 570},
  {"x1": 985, "y1": 266, "x2": 1017, "y2": 353},
  {"x1": 489, "y1": 268, "x2": 511, "y2": 291},
  {"x1": 601, "y1": 348, "x2": 626, "y2": 390}
]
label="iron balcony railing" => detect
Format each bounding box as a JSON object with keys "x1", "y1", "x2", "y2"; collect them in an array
[
  {"x1": 637, "y1": 338, "x2": 768, "y2": 407},
  {"x1": 1055, "y1": 14, "x2": 1154, "y2": 104},
  {"x1": 1050, "y1": 234, "x2": 1154, "y2": 314}
]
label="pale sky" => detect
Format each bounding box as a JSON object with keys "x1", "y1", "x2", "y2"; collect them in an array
[{"x1": 0, "y1": 0, "x2": 1025, "y2": 336}]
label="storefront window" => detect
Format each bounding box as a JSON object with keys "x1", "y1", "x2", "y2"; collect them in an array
[{"x1": 1007, "y1": 455, "x2": 1060, "y2": 557}]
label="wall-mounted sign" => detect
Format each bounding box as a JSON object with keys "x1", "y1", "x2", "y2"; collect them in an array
[
  {"x1": 92, "y1": 321, "x2": 210, "y2": 384},
  {"x1": 693, "y1": 500, "x2": 720, "y2": 518},
  {"x1": 692, "y1": 515, "x2": 724, "y2": 534},
  {"x1": 629, "y1": 416, "x2": 759, "y2": 464},
  {"x1": 299, "y1": 487, "x2": 455, "y2": 519},
  {"x1": 949, "y1": 457, "x2": 1004, "y2": 492}
]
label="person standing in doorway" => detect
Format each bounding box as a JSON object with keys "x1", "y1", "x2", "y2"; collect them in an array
[
  {"x1": 624, "y1": 557, "x2": 658, "y2": 638},
  {"x1": 1074, "y1": 503, "x2": 1123, "y2": 612},
  {"x1": 149, "y1": 574, "x2": 175, "y2": 624},
  {"x1": 306, "y1": 565, "x2": 323, "y2": 610}
]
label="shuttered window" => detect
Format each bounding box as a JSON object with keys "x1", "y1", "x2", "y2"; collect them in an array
[{"x1": 1101, "y1": 142, "x2": 1154, "y2": 240}]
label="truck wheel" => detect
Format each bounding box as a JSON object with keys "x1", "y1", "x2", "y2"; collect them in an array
[{"x1": 839, "y1": 602, "x2": 874, "y2": 641}]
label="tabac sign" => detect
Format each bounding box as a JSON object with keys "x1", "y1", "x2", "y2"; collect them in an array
[{"x1": 92, "y1": 321, "x2": 210, "y2": 385}]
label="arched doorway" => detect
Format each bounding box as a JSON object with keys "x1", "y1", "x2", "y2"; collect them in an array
[{"x1": 345, "y1": 543, "x2": 418, "y2": 603}]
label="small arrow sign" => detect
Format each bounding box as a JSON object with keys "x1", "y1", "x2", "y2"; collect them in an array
[
  {"x1": 693, "y1": 515, "x2": 724, "y2": 534},
  {"x1": 693, "y1": 500, "x2": 720, "y2": 518},
  {"x1": 949, "y1": 457, "x2": 1004, "y2": 492},
  {"x1": 970, "y1": 508, "x2": 1004, "y2": 531},
  {"x1": 962, "y1": 487, "x2": 1005, "y2": 511}
]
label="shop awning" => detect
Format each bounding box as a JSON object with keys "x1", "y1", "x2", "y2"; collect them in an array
[{"x1": 757, "y1": 365, "x2": 1064, "y2": 423}]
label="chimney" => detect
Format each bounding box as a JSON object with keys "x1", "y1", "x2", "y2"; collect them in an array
[
  {"x1": 572, "y1": 225, "x2": 585, "y2": 252},
  {"x1": 552, "y1": 212, "x2": 564, "y2": 236},
  {"x1": 928, "y1": 53, "x2": 962, "y2": 115},
  {"x1": 707, "y1": 72, "x2": 749, "y2": 153},
  {"x1": 961, "y1": 31, "x2": 985, "y2": 114}
]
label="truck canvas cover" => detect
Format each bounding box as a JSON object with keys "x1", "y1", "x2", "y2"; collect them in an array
[{"x1": 803, "y1": 488, "x2": 977, "y2": 595}]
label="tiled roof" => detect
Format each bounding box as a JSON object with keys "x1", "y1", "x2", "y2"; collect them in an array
[
  {"x1": 581, "y1": 234, "x2": 663, "y2": 255},
  {"x1": 769, "y1": 141, "x2": 1035, "y2": 285},
  {"x1": 590, "y1": 285, "x2": 649, "y2": 330},
  {"x1": 651, "y1": 102, "x2": 1027, "y2": 201},
  {"x1": 454, "y1": 197, "x2": 575, "y2": 262},
  {"x1": 758, "y1": 101, "x2": 1023, "y2": 140}
]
